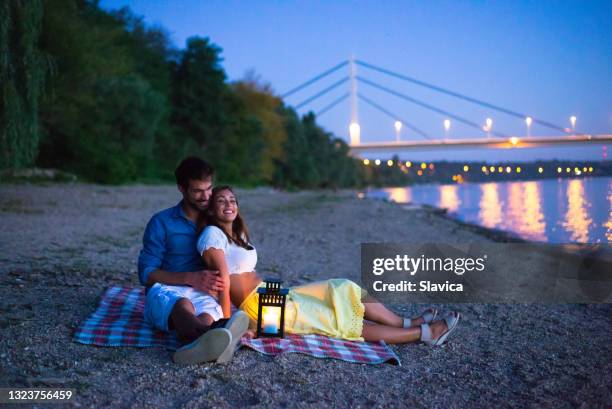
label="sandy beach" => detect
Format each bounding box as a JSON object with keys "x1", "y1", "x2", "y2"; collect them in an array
[{"x1": 0, "y1": 183, "x2": 610, "y2": 408}]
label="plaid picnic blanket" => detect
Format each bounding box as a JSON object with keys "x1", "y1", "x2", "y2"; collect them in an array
[{"x1": 73, "y1": 286, "x2": 401, "y2": 365}]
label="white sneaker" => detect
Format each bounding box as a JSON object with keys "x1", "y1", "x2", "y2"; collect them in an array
[
  {"x1": 172, "y1": 328, "x2": 232, "y2": 365},
  {"x1": 216, "y1": 311, "x2": 250, "y2": 364}
]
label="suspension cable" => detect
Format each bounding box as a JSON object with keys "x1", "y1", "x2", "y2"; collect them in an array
[
  {"x1": 281, "y1": 60, "x2": 349, "y2": 99},
  {"x1": 355, "y1": 59, "x2": 568, "y2": 134},
  {"x1": 358, "y1": 93, "x2": 432, "y2": 140},
  {"x1": 316, "y1": 92, "x2": 350, "y2": 117},
  {"x1": 358, "y1": 76, "x2": 510, "y2": 138},
  {"x1": 294, "y1": 77, "x2": 350, "y2": 109}
]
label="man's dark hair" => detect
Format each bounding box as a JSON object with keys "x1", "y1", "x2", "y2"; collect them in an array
[{"x1": 175, "y1": 157, "x2": 214, "y2": 189}]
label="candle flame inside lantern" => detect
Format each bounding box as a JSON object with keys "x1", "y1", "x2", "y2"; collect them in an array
[{"x1": 262, "y1": 306, "x2": 280, "y2": 334}]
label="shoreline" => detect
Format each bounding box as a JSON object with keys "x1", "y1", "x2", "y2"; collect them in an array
[{"x1": 411, "y1": 203, "x2": 528, "y2": 243}]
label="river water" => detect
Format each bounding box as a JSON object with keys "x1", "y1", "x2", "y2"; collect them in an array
[{"x1": 368, "y1": 177, "x2": 612, "y2": 243}]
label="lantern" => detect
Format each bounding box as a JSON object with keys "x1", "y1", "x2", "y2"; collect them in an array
[{"x1": 256, "y1": 278, "x2": 289, "y2": 338}]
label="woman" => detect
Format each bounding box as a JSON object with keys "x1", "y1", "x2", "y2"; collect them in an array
[{"x1": 196, "y1": 186, "x2": 460, "y2": 345}]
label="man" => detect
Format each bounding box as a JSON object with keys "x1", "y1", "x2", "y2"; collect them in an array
[{"x1": 138, "y1": 156, "x2": 249, "y2": 364}]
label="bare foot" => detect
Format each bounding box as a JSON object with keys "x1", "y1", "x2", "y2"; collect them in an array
[
  {"x1": 429, "y1": 319, "x2": 449, "y2": 341},
  {"x1": 428, "y1": 311, "x2": 460, "y2": 342},
  {"x1": 407, "y1": 308, "x2": 437, "y2": 327}
]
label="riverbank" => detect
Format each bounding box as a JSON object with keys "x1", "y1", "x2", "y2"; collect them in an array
[{"x1": 1, "y1": 184, "x2": 610, "y2": 408}]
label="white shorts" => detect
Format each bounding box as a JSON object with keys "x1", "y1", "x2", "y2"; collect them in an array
[{"x1": 144, "y1": 283, "x2": 223, "y2": 332}]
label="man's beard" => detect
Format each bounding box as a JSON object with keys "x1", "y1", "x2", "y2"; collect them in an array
[{"x1": 186, "y1": 198, "x2": 208, "y2": 212}]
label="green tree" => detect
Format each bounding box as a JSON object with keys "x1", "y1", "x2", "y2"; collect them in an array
[
  {"x1": 232, "y1": 73, "x2": 286, "y2": 182},
  {"x1": 37, "y1": 0, "x2": 165, "y2": 183},
  {"x1": 171, "y1": 37, "x2": 228, "y2": 157},
  {"x1": 0, "y1": 0, "x2": 49, "y2": 169},
  {"x1": 111, "y1": 6, "x2": 178, "y2": 179},
  {"x1": 1, "y1": 0, "x2": 364, "y2": 187},
  {"x1": 274, "y1": 106, "x2": 318, "y2": 188},
  {"x1": 171, "y1": 37, "x2": 265, "y2": 184}
]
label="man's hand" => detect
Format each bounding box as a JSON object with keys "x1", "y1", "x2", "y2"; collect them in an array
[{"x1": 187, "y1": 270, "x2": 225, "y2": 293}]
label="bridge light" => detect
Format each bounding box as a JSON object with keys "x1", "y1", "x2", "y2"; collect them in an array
[
  {"x1": 583, "y1": 166, "x2": 587, "y2": 172},
  {"x1": 452, "y1": 175, "x2": 457, "y2": 181},
  {"x1": 429, "y1": 163, "x2": 434, "y2": 170},
  {"x1": 481, "y1": 166, "x2": 487, "y2": 173},
  {"x1": 570, "y1": 116, "x2": 577, "y2": 132},
  {"x1": 525, "y1": 117, "x2": 532, "y2": 138},
  {"x1": 566, "y1": 167, "x2": 571, "y2": 173},
  {"x1": 375, "y1": 159, "x2": 381, "y2": 166},
  {"x1": 349, "y1": 122, "x2": 361, "y2": 145},
  {"x1": 394, "y1": 121, "x2": 402, "y2": 142},
  {"x1": 405, "y1": 161, "x2": 412, "y2": 167},
  {"x1": 588, "y1": 167, "x2": 593, "y2": 172},
  {"x1": 463, "y1": 165, "x2": 469, "y2": 172},
  {"x1": 420, "y1": 162, "x2": 427, "y2": 170},
  {"x1": 443, "y1": 119, "x2": 451, "y2": 139},
  {"x1": 363, "y1": 159, "x2": 370, "y2": 165},
  {"x1": 486, "y1": 118, "x2": 493, "y2": 137},
  {"x1": 538, "y1": 167, "x2": 544, "y2": 174},
  {"x1": 509, "y1": 137, "x2": 519, "y2": 146},
  {"x1": 387, "y1": 160, "x2": 393, "y2": 167},
  {"x1": 506, "y1": 166, "x2": 511, "y2": 173},
  {"x1": 490, "y1": 166, "x2": 496, "y2": 173},
  {"x1": 516, "y1": 167, "x2": 521, "y2": 173},
  {"x1": 498, "y1": 166, "x2": 504, "y2": 173},
  {"x1": 557, "y1": 167, "x2": 562, "y2": 173},
  {"x1": 574, "y1": 167, "x2": 579, "y2": 173},
  {"x1": 417, "y1": 170, "x2": 423, "y2": 176}
]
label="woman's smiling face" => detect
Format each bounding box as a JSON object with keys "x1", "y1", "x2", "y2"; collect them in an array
[{"x1": 211, "y1": 188, "x2": 238, "y2": 223}]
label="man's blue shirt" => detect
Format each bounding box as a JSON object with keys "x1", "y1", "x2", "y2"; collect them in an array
[{"x1": 137, "y1": 201, "x2": 205, "y2": 286}]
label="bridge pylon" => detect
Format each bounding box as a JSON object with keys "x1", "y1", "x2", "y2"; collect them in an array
[{"x1": 349, "y1": 55, "x2": 360, "y2": 145}]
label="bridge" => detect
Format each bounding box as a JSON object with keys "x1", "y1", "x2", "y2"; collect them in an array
[
  {"x1": 281, "y1": 58, "x2": 612, "y2": 155},
  {"x1": 349, "y1": 134, "x2": 612, "y2": 153}
]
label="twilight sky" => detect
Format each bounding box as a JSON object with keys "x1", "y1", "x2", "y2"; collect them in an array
[{"x1": 101, "y1": 0, "x2": 612, "y2": 162}]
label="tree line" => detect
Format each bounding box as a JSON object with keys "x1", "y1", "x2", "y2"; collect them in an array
[{"x1": 1, "y1": 0, "x2": 364, "y2": 188}]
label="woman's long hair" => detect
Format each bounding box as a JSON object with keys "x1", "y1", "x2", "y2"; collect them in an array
[{"x1": 199, "y1": 185, "x2": 251, "y2": 249}]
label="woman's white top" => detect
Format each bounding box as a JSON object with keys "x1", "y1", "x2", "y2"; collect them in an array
[{"x1": 196, "y1": 225, "x2": 257, "y2": 275}]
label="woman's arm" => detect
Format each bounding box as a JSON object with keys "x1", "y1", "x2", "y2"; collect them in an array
[{"x1": 202, "y1": 248, "x2": 232, "y2": 319}]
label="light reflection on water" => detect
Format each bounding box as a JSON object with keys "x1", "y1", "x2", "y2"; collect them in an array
[
  {"x1": 563, "y1": 179, "x2": 592, "y2": 242},
  {"x1": 607, "y1": 191, "x2": 612, "y2": 242},
  {"x1": 479, "y1": 183, "x2": 502, "y2": 229},
  {"x1": 385, "y1": 187, "x2": 412, "y2": 204},
  {"x1": 371, "y1": 177, "x2": 612, "y2": 243},
  {"x1": 439, "y1": 184, "x2": 460, "y2": 213},
  {"x1": 522, "y1": 182, "x2": 547, "y2": 242}
]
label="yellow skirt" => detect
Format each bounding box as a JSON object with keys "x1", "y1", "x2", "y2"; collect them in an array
[{"x1": 240, "y1": 279, "x2": 365, "y2": 341}]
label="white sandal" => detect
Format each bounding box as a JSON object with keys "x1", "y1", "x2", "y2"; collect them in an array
[
  {"x1": 420, "y1": 312, "x2": 461, "y2": 346},
  {"x1": 402, "y1": 308, "x2": 438, "y2": 328}
]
